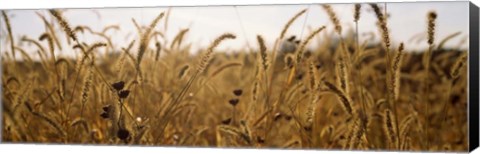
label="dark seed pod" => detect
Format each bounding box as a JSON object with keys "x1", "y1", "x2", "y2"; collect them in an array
[
  {"x1": 256, "y1": 136, "x2": 265, "y2": 144},
  {"x1": 228, "y1": 98, "x2": 239, "y2": 106},
  {"x1": 100, "y1": 112, "x2": 109, "y2": 119},
  {"x1": 112, "y1": 81, "x2": 125, "y2": 91},
  {"x1": 221, "y1": 118, "x2": 232, "y2": 125},
  {"x1": 285, "y1": 115, "x2": 292, "y2": 121},
  {"x1": 117, "y1": 129, "x2": 130, "y2": 140},
  {"x1": 233, "y1": 89, "x2": 243, "y2": 96},
  {"x1": 118, "y1": 90, "x2": 130, "y2": 99},
  {"x1": 273, "y1": 112, "x2": 282, "y2": 121},
  {"x1": 102, "y1": 105, "x2": 111, "y2": 112},
  {"x1": 287, "y1": 35, "x2": 296, "y2": 42},
  {"x1": 296, "y1": 73, "x2": 304, "y2": 80},
  {"x1": 304, "y1": 126, "x2": 312, "y2": 132}
]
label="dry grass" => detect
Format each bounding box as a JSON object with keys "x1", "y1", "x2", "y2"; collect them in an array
[{"x1": 1, "y1": 4, "x2": 469, "y2": 152}]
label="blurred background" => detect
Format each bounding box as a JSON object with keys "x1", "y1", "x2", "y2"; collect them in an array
[{"x1": 0, "y1": 1, "x2": 469, "y2": 59}]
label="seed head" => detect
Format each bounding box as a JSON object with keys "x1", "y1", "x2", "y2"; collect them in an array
[
  {"x1": 274, "y1": 112, "x2": 283, "y2": 121},
  {"x1": 233, "y1": 89, "x2": 243, "y2": 96},
  {"x1": 100, "y1": 112, "x2": 109, "y2": 119},
  {"x1": 427, "y1": 11, "x2": 437, "y2": 45},
  {"x1": 257, "y1": 136, "x2": 265, "y2": 144},
  {"x1": 117, "y1": 129, "x2": 130, "y2": 140},
  {"x1": 229, "y1": 98, "x2": 240, "y2": 106},
  {"x1": 118, "y1": 90, "x2": 130, "y2": 99},
  {"x1": 102, "y1": 105, "x2": 111, "y2": 112},
  {"x1": 112, "y1": 81, "x2": 125, "y2": 91},
  {"x1": 354, "y1": 4, "x2": 361, "y2": 22},
  {"x1": 304, "y1": 126, "x2": 312, "y2": 132},
  {"x1": 221, "y1": 118, "x2": 232, "y2": 125},
  {"x1": 285, "y1": 115, "x2": 292, "y2": 121}
]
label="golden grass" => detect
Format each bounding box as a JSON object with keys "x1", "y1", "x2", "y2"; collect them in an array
[{"x1": 1, "y1": 4, "x2": 469, "y2": 152}]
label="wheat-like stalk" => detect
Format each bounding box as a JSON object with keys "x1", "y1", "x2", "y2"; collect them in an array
[
  {"x1": 450, "y1": 52, "x2": 467, "y2": 80},
  {"x1": 13, "y1": 47, "x2": 33, "y2": 64},
  {"x1": 197, "y1": 33, "x2": 237, "y2": 74},
  {"x1": 279, "y1": 9, "x2": 307, "y2": 40},
  {"x1": 324, "y1": 81, "x2": 353, "y2": 115},
  {"x1": 402, "y1": 137, "x2": 412, "y2": 150},
  {"x1": 36, "y1": 50, "x2": 49, "y2": 70},
  {"x1": 39, "y1": 33, "x2": 56, "y2": 64},
  {"x1": 210, "y1": 62, "x2": 243, "y2": 78},
  {"x1": 55, "y1": 58, "x2": 70, "y2": 101},
  {"x1": 383, "y1": 109, "x2": 398, "y2": 149},
  {"x1": 49, "y1": 9, "x2": 78, "y2": 41},
  {"x1": 257, "y1": 35, "x2": 269, "y2": 71},
  {"x1": 91, "y1": 32, "x2": 114, "y2": 53},
  {"x1": 21, "y1": 36, "x2": 47, "y2": 56},
  {"x1": 440, "y1": 52, "x2": 468, "y2": 126},
  {"x1": 70, "y1": 118, "x2": 90, "y2": 134},
  {"x1": 390, "y1": 43, "x2": 404, "y2": 101},
  {"x1": 117, "y1": 40, "x2": 136, "y2": 76},
  {"x1": 163, "y1": 7, "x2": 172, "y2": 33},
  {"x1": 336, "y1": 56, "x2": 350, "y2": 96},
  {"x1": 370, "y1": 4, "x2": 390, "y2": 52},
  {"x1": 427, "y1": 11, "x2": 437, "y2": 45},
  {"x1": 218, "y1": 125, "x2": 251, "y2": 145},
  {"x1": 36, "y1": 12, "x2": 63, "y2": 51},
  {"x1": 438, "y1": 31, "x2": 461, "y2": 49},
  {"x1": 245, "y1": 69, "x2": 260, "y2": 122},
  {"x1": 24, "y1": 102, "x2": 66, "y2": 137},
  {"x1": 306, "y1": 61, "x2": 319, "y2": 126},
  {"x1": 422, "y1": 11, "x2": 437, "y2": 149},
  {"x1": 80, "y1": 61, "x2": 94, "y2": 118},
  {"x1": 239, "y1": 120, "x2": 253, "y2": 145},
  {"x1": 295, "y1": 26, "x2": 326, "y2": 63},
  {"x1": 270, "y1": 8, "x2": 308, "y2": 81},
  {"x1": 102, "y1": 24, "x2": 120, "y2": 34},
  {"x1": 137, "y1": 12, "x2": 165, "y2": 81},
  {"x1": 170, "y1": 28, "x2": 189, "y2": 50},
  {"x1": 348, "y1": 117, "x2": 365, "y2": 150},
  {"x1": 354, "y1": 4, "x2": 361, "y2": 23},
  {"x1": 321, "y1": 4, "x2": 342, "y2": 35},
  {"x1": 308, "y1": 61, "x2": 318, "y2": 91},
  {"x1": 399, "y1": 112, "x2": 417, "y2": 148},
  {"x1": 77, "y1": 42, "x2": 107, "y2": 73},
  {"x1": 156, "y1": 33, "x2": 236, "y2": 142},
  {"x1": 371, "y1": 4, "x2": 403, "y2": 149},
  {"x1": 2, "y1": 11, "x2": 15, "y2": 59}
]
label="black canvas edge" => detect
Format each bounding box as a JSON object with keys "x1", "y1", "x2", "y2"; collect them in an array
[{"x1": 469, "y1": 1, "x2": 479, "y2": 152}]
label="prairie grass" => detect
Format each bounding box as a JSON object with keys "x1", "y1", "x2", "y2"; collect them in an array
[{"x1": 1, "y1": 4, "x2": 469, "y2": 152}]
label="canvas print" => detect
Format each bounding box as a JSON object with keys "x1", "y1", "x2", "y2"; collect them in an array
[{"x1": 0, "y1": 1, "x2": 473, "y2": 152}]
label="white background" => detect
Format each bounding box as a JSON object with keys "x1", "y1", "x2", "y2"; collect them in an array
[{"x1": 0, "y1": 0, "x2": 479, "y2": 154}]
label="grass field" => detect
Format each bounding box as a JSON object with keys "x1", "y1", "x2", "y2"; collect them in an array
[{"x1": 1, "y1": 3, "x2": 469, "y2": 152}]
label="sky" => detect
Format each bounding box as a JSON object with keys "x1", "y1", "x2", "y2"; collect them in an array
[{"x1": 0, "y1": 1, "x2": 470, "y2": 59}]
